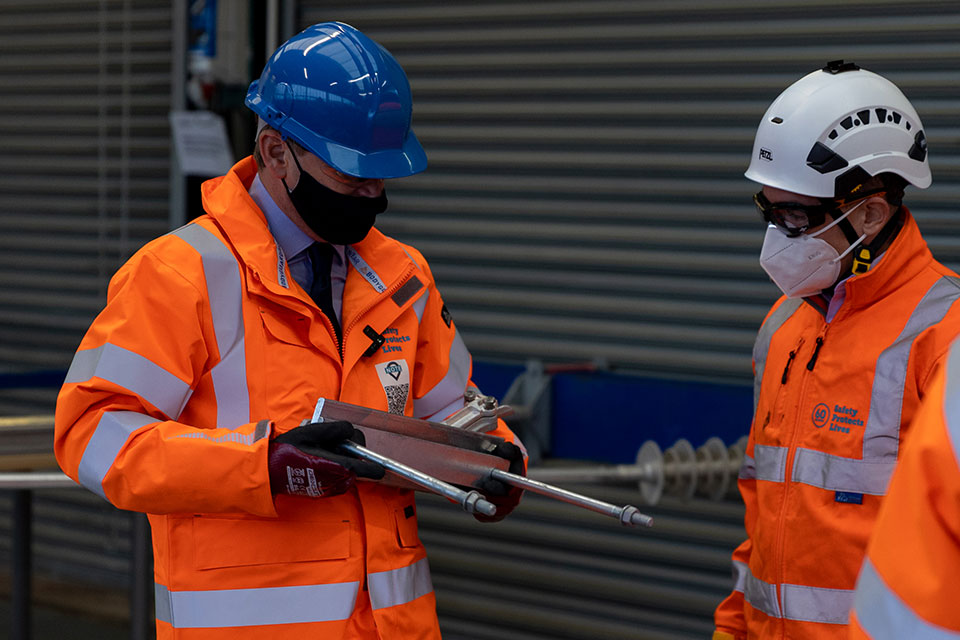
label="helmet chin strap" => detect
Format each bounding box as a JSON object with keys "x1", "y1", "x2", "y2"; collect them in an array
[{"x1": 849, "y1": 206, "x2": 904, "y2": 275}]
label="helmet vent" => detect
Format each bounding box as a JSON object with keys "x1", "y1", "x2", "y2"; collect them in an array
[
  {"x1": 807, "y1": 141, "x2": 849, "y2": 174},
  {"x1": 770, "y1": 117, "x2": 784, "y2": 124}
]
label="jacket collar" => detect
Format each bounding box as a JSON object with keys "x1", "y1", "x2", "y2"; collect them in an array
[
  {"x1": 200, "y1": 157, "x2": 423, "y2": 309},
  {"x1": 805, "y1": 207, "x2": 933, "y2": 316}
]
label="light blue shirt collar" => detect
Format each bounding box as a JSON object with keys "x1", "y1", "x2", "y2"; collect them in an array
[{"x1": 248, "y1": 173, "x2": 313, "y2": 260}]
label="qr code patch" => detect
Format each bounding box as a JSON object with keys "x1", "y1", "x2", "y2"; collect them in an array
[{"x1": 384, "y1": 384, "x2": 409, "y2": 415}]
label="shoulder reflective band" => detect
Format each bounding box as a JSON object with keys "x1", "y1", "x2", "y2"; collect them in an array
[
  {"x1": 171, "y1": 224, "x2": 250, "y2": 428},
  {"x1": 853, "y1": 558, "x2": 960, "y2": 639},
  {"x1": 412, "y1": 289, "x2": 429, "y2": 322},
  {"x1": 413, "y1": 330, "x2": 470, "y2": 420},
  {"x1": 863, "y1": 276, "x2": 960, "y2": 460},
  {"x1": 753, "y1": 299, "x2": 803, "y2": 414},
  {"x1": 943, "y1": 338, "x2": 960, "y2": 463},
  {"x1": 65, "y1": 343, "x2": 192, "y2": 420}
]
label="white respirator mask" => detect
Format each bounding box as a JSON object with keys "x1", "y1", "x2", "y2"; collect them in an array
[{"x1": 759, "y1": 200, "x2": 868, "y2": 299}]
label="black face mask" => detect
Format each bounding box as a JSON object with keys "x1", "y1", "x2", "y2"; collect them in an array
[{"x1": 282, "y1": 145, "x2": 388, "y2": 245}]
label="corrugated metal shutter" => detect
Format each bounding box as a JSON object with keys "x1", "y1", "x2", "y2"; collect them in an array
[
  {"x1": 0, "y1": 0, "x2": 173, "y2": 413},
  {"x1": 298, "y1": 0, "x2": 960, "y2": 385},
  {"x1": 417, "y1": 488, "x2": 746, "y2": 640}
]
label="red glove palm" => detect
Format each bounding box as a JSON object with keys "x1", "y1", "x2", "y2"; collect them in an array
[{"x1": 268, "y1": 421, "x2": 384, "y2": 498}]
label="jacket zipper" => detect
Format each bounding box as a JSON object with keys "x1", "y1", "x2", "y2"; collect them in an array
[
  {"x1": 780, "y1": 350, "x2": 797, "y2": 384},
  {"x1": 806, "y1": 336, "x2": 825, "y2": 371},
  {"x1": 772, "y1": 324, "x2": 828, "y2": 626},
  {"x1": 339, "y1": 264, "x2": 417, "y2": 364}
]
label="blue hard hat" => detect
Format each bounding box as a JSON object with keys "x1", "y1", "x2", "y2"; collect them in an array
[{"x1": 245, "y1": 22, "x2": 427, "y2": 179}]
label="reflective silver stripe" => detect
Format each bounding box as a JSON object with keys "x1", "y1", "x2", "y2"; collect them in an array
[
  {"x1": 368, "y1": 558, "x2": 433, "y2": 611},
  {"x1": 732, "y1": 562, "x2": 851, "y2": 625},
  {"x1": 65, "y1": 343, "x2": 192, "y2": 420},
  {"x1": 401, "y1": 247, "x2": 421, "y2": 269},
  {"x1": 172, "y1": 224, "x2": 249, "y2": 428},
  {"x1": 732, "y1": 559, "x2": 748, "y2": 592},
  {"x1": 412, "y1": 289, "x2": 429, "y2": 322},
  {"x1": 154, "y1": 580, "x2": 359, "y2": 628},
  {"x1": 864, "y1": 276, "x2": 960, "y2": 459},
  {"x1": 781, "y1": 583, "x2": 852, "y2": 625},
  {"x1": 753, "y1": 444, "x2": 788, "y2": 482},
  {"x1": 854, "y1": 558, "x2": 960, "y2": 638},
  {"x1": 792, "y1": 448, "x2": 895, "y2": 495},
  {"x1": 413, "y1": 330, "x2": 471, "y2": 419},
  {"x1": 738, "y1": 562, "x2": 781, "y2": 619},
  {"x1": 78, "y1": 411, "x2": 156, "y2": 498},
  {"x1": 738, "y1": 454, "x2": 756, "y2": 480},
  {"x1": 942, "y1": 342, "x2": 960, "y2": 463},
  {"x1": 753, "y1": 298, "x2": 803, "y2": 414},
  {"x1": 346, "y1": 246, "x2": 387, "y2": 293}
]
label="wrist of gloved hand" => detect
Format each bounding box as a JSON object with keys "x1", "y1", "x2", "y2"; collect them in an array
[
  {"x1": 268, "y1": 420, "x2": 385, "y2": 498},
  {"x1": 473, "y1": 441, "x2": 525, "y2": 522}
]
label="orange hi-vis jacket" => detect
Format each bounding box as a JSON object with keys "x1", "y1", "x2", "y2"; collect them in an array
[
  {"x1": 55, "y1": 157, "x2": 521, "y2": 639},
  {"x1": 849, "y1": 339, "x2": 960, "y2": 639},
  {"x1": 714, "y1": 209, "x2": 960, "y2": 640}
]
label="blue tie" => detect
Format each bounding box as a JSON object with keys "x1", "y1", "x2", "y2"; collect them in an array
[{"x1": 307, "y1": 243, "x2": 341, "y2": 344}]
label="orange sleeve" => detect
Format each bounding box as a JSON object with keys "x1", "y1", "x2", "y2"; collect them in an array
[
  {"x1": 850, "y1": 361, "x2": 960, "y2": 637},
  {"x1": 54, "y1": 243, "x2": 277, "y2": 517}
]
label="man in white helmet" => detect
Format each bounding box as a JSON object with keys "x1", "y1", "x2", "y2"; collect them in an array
[{"x1": 713, "y1": 60, "x2": 960, "y2": 639}]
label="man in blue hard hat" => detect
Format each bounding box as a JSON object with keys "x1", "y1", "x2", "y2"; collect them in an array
[{"x1": 55, "y1": 22, "x2": 525, "y2": 639}]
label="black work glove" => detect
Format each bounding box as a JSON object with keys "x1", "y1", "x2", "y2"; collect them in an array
[
  {"x1": 474, "y1": 441, "x2": 525, "y2": 522},
  {"x1": 268, "y1": 421, "x2": 385, "y2": 498}
]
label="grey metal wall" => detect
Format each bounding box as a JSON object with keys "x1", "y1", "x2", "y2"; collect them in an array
[
  {"x1": 0, "y1": 0, "x2": 174, "y2": 413},
  {"x1": 300, "y1": 0, "x2": 960, "y2": 385},
  {"x1": 417, "y1": 488, "x2": 745, "y2": 640}
]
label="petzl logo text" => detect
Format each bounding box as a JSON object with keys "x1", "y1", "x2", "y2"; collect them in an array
[
  {"x1": 759, "y1": 148, "x2": 773, "y2": 162},
  {"x1": 812, "y1": 403, "x2": 830, "y2": 428}
]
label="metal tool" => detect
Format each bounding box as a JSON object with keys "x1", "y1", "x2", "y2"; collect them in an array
[
  {"x1": 314, "y1": 397, "x2": 655, "y2": 528},
  {"x1": 312, "y1": 397, "x2": 511, "y2": 491},
  {"x1": 338, "y1": 441, "x2": 497, "y2": 516},
  {"x1": 490, "y1": 469, "x2": 653, "y2": 528}
]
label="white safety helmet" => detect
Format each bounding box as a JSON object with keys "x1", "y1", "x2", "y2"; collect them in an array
[{"x1": 745, "y1": 60, "x2": 931, "y2": 199}]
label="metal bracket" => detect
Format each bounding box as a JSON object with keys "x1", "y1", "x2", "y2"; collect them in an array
[{"x1": 440, "y1": 389, "x2": 513, "y2": 433}]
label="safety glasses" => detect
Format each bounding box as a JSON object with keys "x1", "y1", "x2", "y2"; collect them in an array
[
  {"x1": 755, "y1": 190, "x2": 887, "y2": 237},
  {"x1": 754, "y1": 191, "x2": 841, "y2": 237}
]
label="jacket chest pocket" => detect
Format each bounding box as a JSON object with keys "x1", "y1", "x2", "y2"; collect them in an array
[{"x1": 259, "y1": 308, "x2": 340, "y2": 423}]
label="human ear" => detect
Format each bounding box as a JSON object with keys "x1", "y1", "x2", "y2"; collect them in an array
[
  {"x1": 861, "y1": 196, "x2": 893, "y2": 237},
  {"x1": 259, "y1": 130, "x2": 291, "y2": 180}
]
